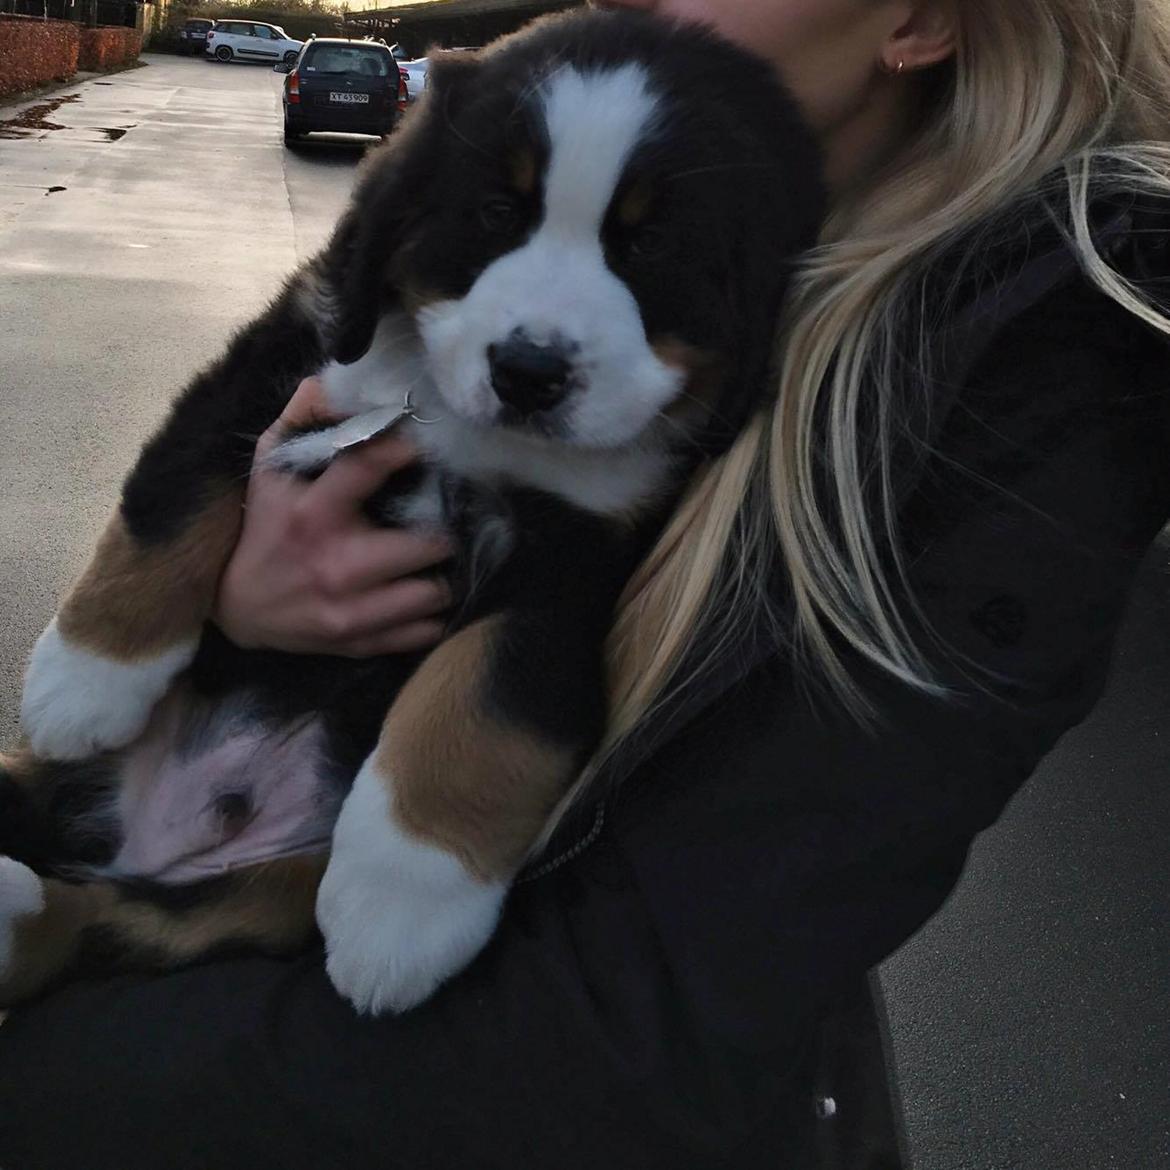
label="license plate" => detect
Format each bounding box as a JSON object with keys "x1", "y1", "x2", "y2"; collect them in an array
[{"x1": 330, "y1": 92, "x2": 369, "y2": 104}]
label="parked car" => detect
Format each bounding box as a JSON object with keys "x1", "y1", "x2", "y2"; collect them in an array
[
  {"x1": 399, "y1": 56, "x2": 429, "y2": 101},
  {"x1": 206, "y1": 21, "x2": 303, "y2": 65},
  {"x1": 277, "y1": 38, "x2": 407, "y2": 146},
  {"x1": 178, "y1": 18, "x2": 215, "y2": 57}
]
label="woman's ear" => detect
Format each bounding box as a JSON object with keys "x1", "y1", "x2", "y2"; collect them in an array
[
  {"x1": 882, "y1": 0, "x2": 959, "y2": 73},
  {"x1": 321, "y1": 49, "x2": 485, "y2": 366}
]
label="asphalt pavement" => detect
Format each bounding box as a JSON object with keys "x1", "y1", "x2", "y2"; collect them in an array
[
  {"x1": 0, "y1": 53, "x2": 1166, "y2": 1170},
  {"x1": 0, "y1": 54, "x2": 362, "y2": 746}
]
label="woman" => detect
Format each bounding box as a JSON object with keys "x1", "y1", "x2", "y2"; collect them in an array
[{"x1": 2, "y1": 0, "x2": 1168, "y2": 1166}]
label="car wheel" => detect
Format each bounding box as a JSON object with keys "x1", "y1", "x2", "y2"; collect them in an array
[
  {"x1": 215, "y1": 45, "x2": 233, "y2": 62},
  {"x1": 282, "y1": 50, "x2": 298, "y2": 65}
]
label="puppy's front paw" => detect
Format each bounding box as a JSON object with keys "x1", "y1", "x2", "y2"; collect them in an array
[
  {"x1": 21, "y1": 619, "x2": 195, "y2": 760},
  {"x1": 267, "y1": 404, "x2": 410, "y2": 476},
  {"x1": 316, "y1": 760, "x2": 506, "y2": 1016},
  {"x1": 0, "y1": 858, "x2": 44, "y2": 991}
]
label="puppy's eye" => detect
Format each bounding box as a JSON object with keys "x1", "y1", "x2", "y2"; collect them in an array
[
  {"x1": 480, "y1": 196, "x2": 521, "y2": 235},
  {"x1": 627, "y1": 224, "x2": 671, "y2": 261}
]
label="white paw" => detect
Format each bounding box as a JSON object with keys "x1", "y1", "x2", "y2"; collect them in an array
[
  {"x1": 267, "y1": 404, "x2": 409, "y2": 475},
  {"x1": 21, "y1": 619, "x2": 196, "y2": 760},
  {"x1": 316, "y1": 759, "x2": 506, "y2": 1016},
  {"x1": 265, "y1": 429, "x2": 342, "y2": 475},
  {"x1": 0, "y1": 858, "x2": 44, "y2": 979}
]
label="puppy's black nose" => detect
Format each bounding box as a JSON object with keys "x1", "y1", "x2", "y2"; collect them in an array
[{"x1": 488, "y1": 339, "x2": 572, "y2": 415}]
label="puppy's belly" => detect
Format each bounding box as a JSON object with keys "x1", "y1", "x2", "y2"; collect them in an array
[{"x1": 102, "y1": 690, "x2": 343, "y2": 885}]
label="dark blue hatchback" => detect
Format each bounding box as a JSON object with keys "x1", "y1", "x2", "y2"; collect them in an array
[{"x1": 278, "y1": 39, "x2": 406, "y2": 145}]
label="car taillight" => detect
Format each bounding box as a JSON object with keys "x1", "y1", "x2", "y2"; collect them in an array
[
  {"x1": 288, "y1": 71, "x2": 300, "y2": 103},
  {"x1": 397, "y1": 69, "x2": 408, "y2": 112}
]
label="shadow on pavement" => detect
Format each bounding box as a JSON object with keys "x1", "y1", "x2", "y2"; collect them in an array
[{"x1": 283, "y1": 134, "x2": 386, "y2": 167}]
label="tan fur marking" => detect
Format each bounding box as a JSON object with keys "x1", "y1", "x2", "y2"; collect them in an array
[
  {"x1": 399, "y1": 282, "x2": 446, "y2": 315},
  {"x1": 0, "y1": 748, "x2": 36, "y2": 790},
  {"x1": 653, "y1": 336, "x2": 726, "y2": 429},
  {"x1": 509, "y1": 148, "x2": 538, "y2": 197},
  {"x1": 0, "y1": 858, "x2": 325, "y2": 1007},
  {"x1": 102, "y1": 856, "x2": 326, "y2": 961},
  {"x1": 380, "y1": 617, "x2": 576, "y2": 882},
  {"x1": 618, "y1": 181, "x2": 654, "y2": 227},
  {"x1": 57, "y1": 488, "x2": 243, "y2": 662},
  {"x1": 1, "y1": 877, "x2": 100, "y2": 1005}
]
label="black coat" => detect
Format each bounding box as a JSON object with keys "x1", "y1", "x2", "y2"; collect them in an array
[{"x1": 1, "y1": 193, "x2": 1168, "y2": 1170}]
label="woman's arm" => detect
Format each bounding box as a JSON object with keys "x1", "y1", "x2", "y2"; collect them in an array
[{"x1": 213, "y1": 378, "x2": 454, "y2": 658}]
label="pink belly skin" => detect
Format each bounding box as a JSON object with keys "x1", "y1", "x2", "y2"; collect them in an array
[{"x1": 99, "y1": 687, "x2": 343, "y2": 885}]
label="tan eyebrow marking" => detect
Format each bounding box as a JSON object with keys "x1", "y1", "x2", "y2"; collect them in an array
[
  {"x1": 617, "y1": 179, "x2": 654, "y2": 227},
  {"x1": 509, "y1": 148, "x2": 538, "y2": 197}
]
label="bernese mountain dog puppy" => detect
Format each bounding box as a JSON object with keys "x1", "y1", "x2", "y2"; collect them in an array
[{"x1": 0, "y1": 8, "x2": 823, "y2": 1015}]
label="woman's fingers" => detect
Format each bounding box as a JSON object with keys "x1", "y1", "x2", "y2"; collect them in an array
[
  {"x1": 217, "y1": 374, "x2": 455, "y2": 658},
  {"x1": 350, "y1": 576, "x2": 453, "y2": 629},
  {"x1": 324, "y1": 529, "x2": 455, "y2": 594},
  {"x1": 297, "y1": 433, "x2": 421, "y2": 526}
]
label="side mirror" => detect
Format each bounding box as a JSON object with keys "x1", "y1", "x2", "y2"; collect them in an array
[{"x1": 273, "y1": 62, "x2": 292, "y2": 74}]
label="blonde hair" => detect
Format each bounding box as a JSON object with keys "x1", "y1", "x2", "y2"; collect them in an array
[{"x1": 540, "y1": 0, "x2": 1170, "y2": 843}]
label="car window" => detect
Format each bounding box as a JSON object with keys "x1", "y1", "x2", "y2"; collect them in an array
[
  {"x1": 304, "y1": 46, "x2": 391, "y2": 76},
  {"x1": 254, "y1": 26, "x2": 276, "y2": 39},
  {"x1": 273, "y1": 27, "x2": 289, "y2": 39}
]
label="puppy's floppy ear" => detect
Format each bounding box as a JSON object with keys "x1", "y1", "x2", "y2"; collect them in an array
[
  {"x1": 421, "y1": 45, "x2": 482, "y2": 97},
  {"x1": 321, "y1": 49, "x2": 485, "y2": 366}
]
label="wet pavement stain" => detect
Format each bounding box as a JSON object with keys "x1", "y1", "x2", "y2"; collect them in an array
[
  {"x1": 0, "y1": 93, "x2": 81, "y2": 138},
  {"x1": 0, "y1": 94, "x2": 135, "y2": 143}
]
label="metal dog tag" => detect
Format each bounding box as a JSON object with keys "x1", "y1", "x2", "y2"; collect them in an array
[{"x1": 330, "y1": 391, "x2": 440, "y2": 452}]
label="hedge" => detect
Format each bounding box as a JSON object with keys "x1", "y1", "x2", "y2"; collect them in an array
[
  {"x1": 0, "y1": 14, "x2": 79, "y2": 99},
  {"x1": 78, "y1": 25, "x2": 141, "y2": 71}
]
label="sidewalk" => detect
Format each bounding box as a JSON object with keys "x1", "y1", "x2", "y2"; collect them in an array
[{"x1": 0, "y1": 59, "x2": 146, "y2": 114}]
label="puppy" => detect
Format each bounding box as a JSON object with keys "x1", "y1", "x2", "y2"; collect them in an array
[{"x1": 0, "y1": 8, "x2": 824, "y2": 1015}]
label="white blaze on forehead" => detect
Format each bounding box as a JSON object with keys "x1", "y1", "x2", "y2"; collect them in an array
[
  {"x1": 415, "y1": 59, "x2": 683, "y2": 466},
  {"x1": 538, "y1": 63, "x2": 661, "y2": 238}
]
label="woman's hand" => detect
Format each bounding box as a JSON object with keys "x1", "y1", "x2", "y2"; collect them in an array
[{"x1": 213, "y1": 377, "x2": 454, "y2": 658}]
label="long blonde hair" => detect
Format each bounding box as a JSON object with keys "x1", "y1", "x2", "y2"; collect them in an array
[{"x1": 542, "y1": 0, "x2": 1170, "y2": 843}]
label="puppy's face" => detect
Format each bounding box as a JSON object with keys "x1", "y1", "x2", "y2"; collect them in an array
[
  {"x1": 408, "y1": 63, "x2": 689, "y2": 448},
  {"x1": 332, "y1": 12, "x2": 824, "y2": 454}
]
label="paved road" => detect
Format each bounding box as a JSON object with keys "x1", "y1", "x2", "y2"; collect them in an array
[
  {"x1": 1, "y1": 53, "x2": 1167, "y2": 1170},
  {"x1": 884, "y1": 534, "x2": 1170, "y2": 1169},
  {"x1": 0, "y1": 54, "x2": 367, "y2": 744}
]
